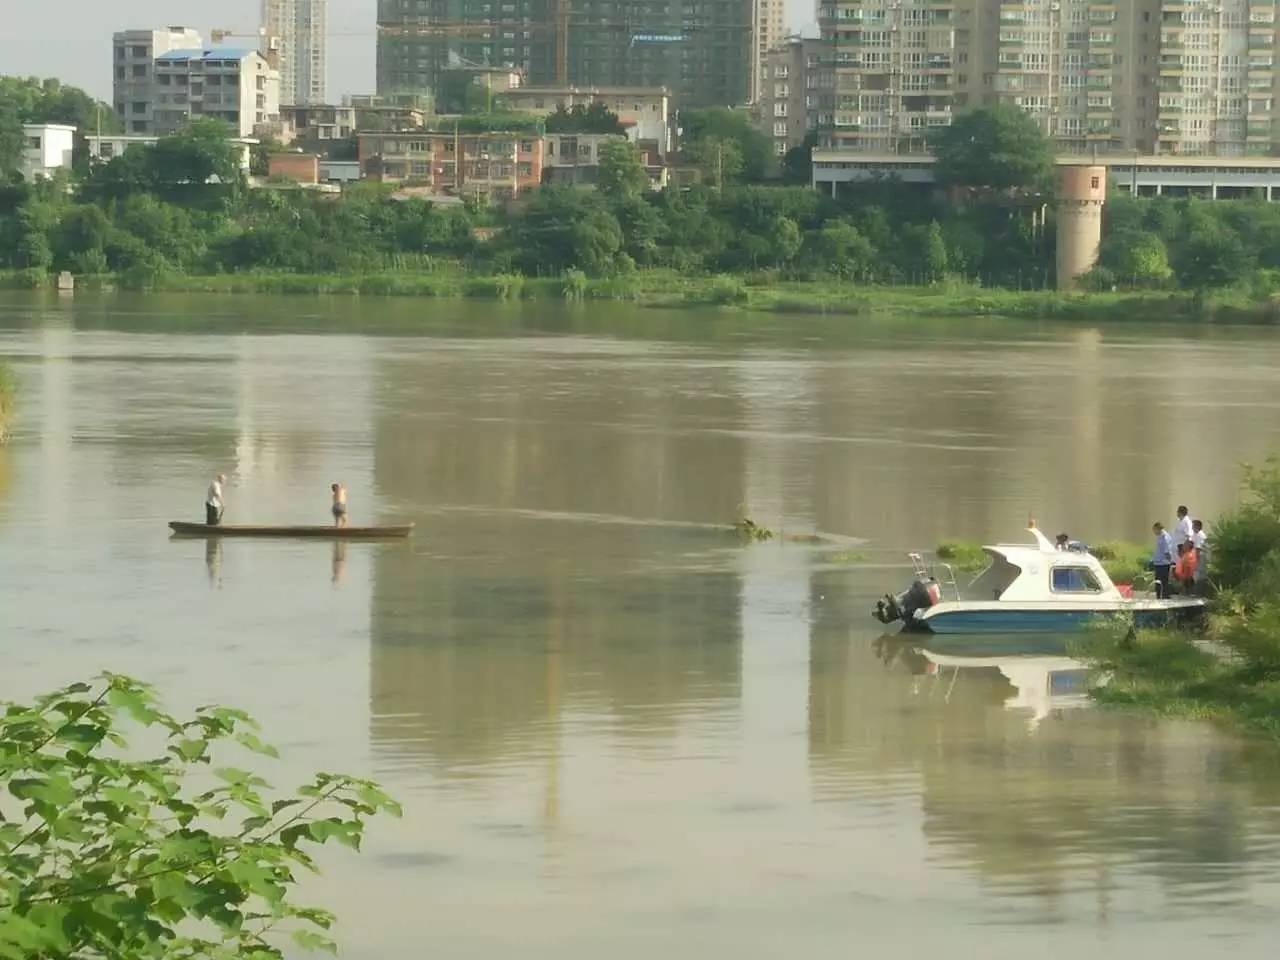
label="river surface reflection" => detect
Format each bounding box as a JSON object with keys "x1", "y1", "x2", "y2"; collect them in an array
[{"x1": 3, "y1": 293, "x2": 1280, "y2": 957}]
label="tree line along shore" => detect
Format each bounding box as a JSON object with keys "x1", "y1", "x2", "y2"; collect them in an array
[{"x1": 3, "y1": 74, "x2": 1280, "y2": 321}]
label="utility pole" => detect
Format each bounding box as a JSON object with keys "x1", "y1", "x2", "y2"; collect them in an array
[{"x1": 716, "y1": 141, "x2": 723, "y2": 193}]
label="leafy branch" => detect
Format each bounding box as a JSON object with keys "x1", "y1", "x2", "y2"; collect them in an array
[{"x1": 0, "y1": 675, "x2": 401, "y2": 959}]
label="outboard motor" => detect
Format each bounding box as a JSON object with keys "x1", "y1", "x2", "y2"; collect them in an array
[{"x1": 873, "y1": 577, "x2": 941, "y2": 626}]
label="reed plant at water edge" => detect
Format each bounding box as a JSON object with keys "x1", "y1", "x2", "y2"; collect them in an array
[{"x1": 0, "y1": 362, "x2": 14, "y2": 442}]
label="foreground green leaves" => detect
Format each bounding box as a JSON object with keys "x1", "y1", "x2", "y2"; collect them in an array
[{"x1": 0, "y1": 675, "x2": 401, "y2": 959}]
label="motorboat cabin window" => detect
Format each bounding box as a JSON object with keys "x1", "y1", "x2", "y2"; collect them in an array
[{"x1": 1051, "y1": 566, "x2": 1102, "y2": 593}]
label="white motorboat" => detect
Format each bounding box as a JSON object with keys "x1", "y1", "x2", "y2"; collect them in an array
[{"x1": 873, "y1": 528, "x2": 1205, "y2": 634}]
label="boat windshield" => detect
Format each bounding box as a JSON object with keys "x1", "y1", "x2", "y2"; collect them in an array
[{"x1": 963, "y1": 552, "x2": 1022, "y2": 601}]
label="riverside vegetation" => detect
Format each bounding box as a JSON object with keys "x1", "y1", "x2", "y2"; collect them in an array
[
  {"x1": 0, "y1": 674, "x2": 400, "y2": 959},
  {"x1": 0, "y1": 361, "x2": 13, "y2": 442},
  {"x1": 4, "y1": 78, "x2": 1280, "y2": 318},
  {"x1": 1078, "y1": 456, "x2": 1280, "y2": 740}
]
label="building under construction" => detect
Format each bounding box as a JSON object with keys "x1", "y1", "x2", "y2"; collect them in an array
[{"x1": 375, "y1": 0, "x2": 753, "y2": 108}]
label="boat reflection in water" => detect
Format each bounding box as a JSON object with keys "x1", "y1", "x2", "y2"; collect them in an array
[{"x1": 877, "y1": 632, "x2": 1098, "y2": 731}]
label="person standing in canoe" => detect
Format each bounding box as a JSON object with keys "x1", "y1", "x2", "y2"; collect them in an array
[
  {"x1": 331, "y1": 482, "x2": 348, "y2": 528},
  {"x1": 205, "y1": 474, "x2": 226, "y2": 526}
]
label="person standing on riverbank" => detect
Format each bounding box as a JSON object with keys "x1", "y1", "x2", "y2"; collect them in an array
[
  {"x1": 205, "y1": 474, "x2": 226, "y2": 526},
  {"x1": 1175, "y1": 505, "x2": 1194, "y2": 547},
  {"x1": 1151, "y1": 522, "x2": 1175, "y2": 598},
  {"x1": 1192, "y1": 519, "x2": 1209, "y2": 587}
]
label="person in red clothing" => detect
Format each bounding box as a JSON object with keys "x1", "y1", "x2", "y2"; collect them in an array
[{"x1": 1174, "y1": 540, "x2": 1198, "y2": 594}]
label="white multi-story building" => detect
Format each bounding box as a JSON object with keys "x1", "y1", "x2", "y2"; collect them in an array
[
  {"x1": 112, "y1": 27, "x2": 204, "y2": 134},
  {"x1": 18, "y1": 124, "x2": 76, "y2": 181},
  {"x1": 502, "y1": 86, "x2": 674, "y2": 156},
  {"x1": 152, "y1": 48, "x2": 281, "y2": 138},
  {"x1": 262, "y1": 0, "x2": 327, "y2": 106}
]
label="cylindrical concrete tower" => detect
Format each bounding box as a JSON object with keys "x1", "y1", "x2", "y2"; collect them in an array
[{"x1": 1056, "y1": 165, "x2": 1106, "y2": 291}]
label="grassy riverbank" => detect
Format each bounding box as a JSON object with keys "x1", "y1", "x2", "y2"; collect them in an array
[
  {"x1": 5, "y1": 268, "x2": 1280, "y2": 323},
  {"x1": 1075, "y1": 623, "x2": 1280, "y2": 739},
  {"x1": 1076, "y1": 455, "x2": 1280, "y2": 742}
]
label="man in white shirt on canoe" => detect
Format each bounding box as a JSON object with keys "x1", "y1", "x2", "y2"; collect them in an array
[{"x1": 206, "y1": 474, "x2": 227, "y2": 526}]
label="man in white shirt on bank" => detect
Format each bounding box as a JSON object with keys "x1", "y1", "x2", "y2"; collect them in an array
[
  {"x1": 206, "y1": 474, "x2": 227, "y2": 526},
  {"x1": 1175, "y1": 505, "x2": 1194, "y2": 548}
]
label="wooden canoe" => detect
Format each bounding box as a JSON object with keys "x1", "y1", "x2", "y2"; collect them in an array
[{"x1": 169, "y1": 522, "x2": 413, "y2": 540}]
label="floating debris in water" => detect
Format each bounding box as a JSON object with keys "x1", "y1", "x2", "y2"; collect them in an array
[{"x1": 731, "y1": 516, "x2": 775, "y2": 543}]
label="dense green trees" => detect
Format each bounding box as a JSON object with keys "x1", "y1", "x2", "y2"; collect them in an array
[
  {"x1": 0, "y1": 76, "x2": 121, "y2": 175},
  {"x1": 933, "y1": 104, "x2": 1054, "y2": 192},
  {"x1": 6, "y1": 97, "x2": 1280, "y2": 294},
  {"x1": 679, "y1": 108, "x2": 772, "y2": 183},
  {"x1": 1091, "y1": 194, "x2": 1280, "y2": 290},
  {"x1": 544, "y1": 102, "x2": 626, "y2": 135},
  {"x1": 596, "y1": 139, "x2": 649, "y2": 197}
]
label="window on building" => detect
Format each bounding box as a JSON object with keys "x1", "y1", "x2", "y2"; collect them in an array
[
  {"x1": 131, "y1": 121, "x2": 147, "y2": 133},
  {"x1": 116, "y1": 66, "x2": 126, "y2": 80},
  {"x1": 132, "y1": 65, "x2": 147, "y2": 78},
  {"x1": 132, "y1": 102, "x2": 147, "y2": 114},
  {"x1": 26, "y1": 136, "x2": 41, "y2": 150},
  {"x1": 1090, "y1": 176, "x2": 1100, "y2": 189},
  {"x1": 774, "y1": 121, "x2": 788, "y2": 137},
  {"x1": 100, "y1": 142, "x2": 115, "y2": 158},
  {"x1": 1051, "y1": 567, "x2": 1102, "y2": 593},
  {"x1": 115, "y1": 46, "x2": 126, "y2": 61},
  {"x1": 131, "y1": 46, "x2": 147, "y2": 57}
]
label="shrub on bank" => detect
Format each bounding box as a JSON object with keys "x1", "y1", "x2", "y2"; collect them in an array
[
  {"x1": 0, "y1": 362, "x2": 14, "y2": 442},
  {"x1": 1079, "y1": 454, "x2": 1280, "y2": 741},
  {"x1": 934, "y1": 540, "x2": 988, "y2": 573}
]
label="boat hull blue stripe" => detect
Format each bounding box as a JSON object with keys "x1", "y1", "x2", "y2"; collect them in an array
[{"x1": 917, "y1": 608, "x2": 1196, "y2": 634}]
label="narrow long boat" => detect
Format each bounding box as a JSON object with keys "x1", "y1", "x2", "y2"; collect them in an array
[{"x1": 169, "y1": 522, "x2": 413, "y2": 540}]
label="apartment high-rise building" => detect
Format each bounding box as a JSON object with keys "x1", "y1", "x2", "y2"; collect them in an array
[
  {"x1": 262, "y1": 0, "x2": 328, "y2": 106},
  {"x1": 375, "y1": 0, "x2": 555, "y2": 97},
  {"x1": 759, "y1": 38, "x2": 831, "y2": 159},
  {"x1": 819, "y1": 0, "x2": 957, "y2": 154},
  {"x1": 818, "y1": 0, "x2": 1280, "y2": 158},
  {"x1": 375, "y1": 1, "x2": 754, "y2": 108},
  {"x1": 112, "y1": 27, "x2": 204, "y2": 133},
  {"x1": 753, "y1": 0, "x2": 789, "y2": 101},
  {"x1": 563, "y1": 1, "x2": 754, "y2": 106}
]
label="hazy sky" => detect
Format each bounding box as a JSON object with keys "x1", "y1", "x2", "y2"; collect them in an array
[{"x1": 1, "y1": 1, "x2": 818, "y2": 101}]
